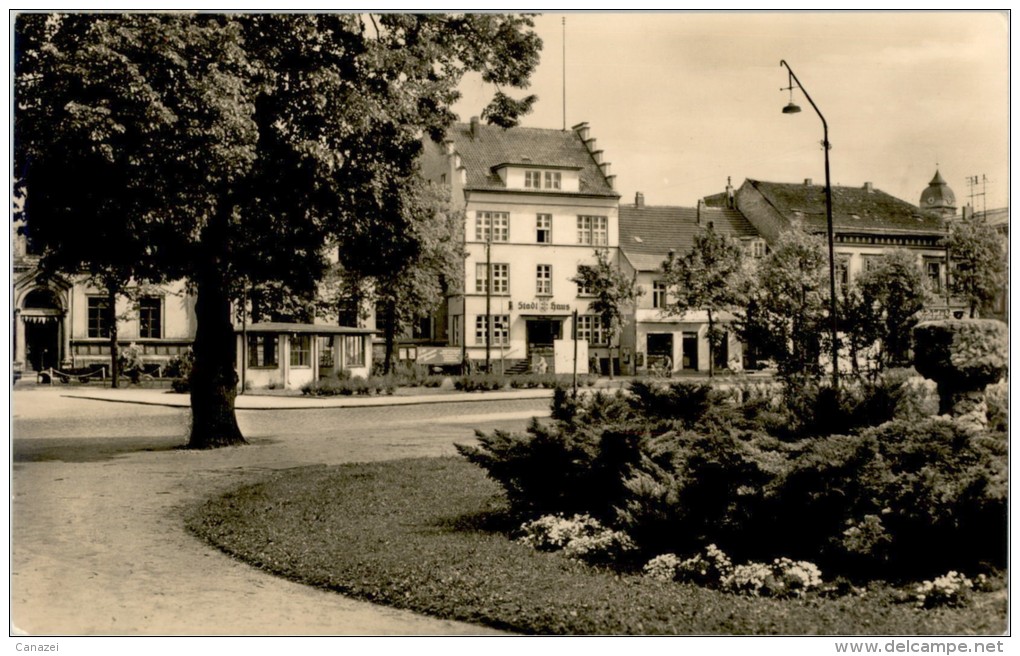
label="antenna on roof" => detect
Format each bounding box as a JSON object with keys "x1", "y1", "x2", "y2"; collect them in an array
[{"x1": 562, "y1": 16, "x2": 567, "y2": 131}]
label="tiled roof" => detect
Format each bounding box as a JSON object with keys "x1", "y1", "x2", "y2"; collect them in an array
[
  {"x1": 747, "y1": 179, "x2": 946, "y2": 235},
  {"x1": 619, "y1": 204, "x2": 760, "y2": 271},
  {"x1": 445, "y1": 121, "x2": 618, "y2": 197}
]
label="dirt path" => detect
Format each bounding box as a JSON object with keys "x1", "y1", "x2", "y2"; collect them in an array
[{"x1": 12, "y1": 392, "x2": 509, "y2": 635}]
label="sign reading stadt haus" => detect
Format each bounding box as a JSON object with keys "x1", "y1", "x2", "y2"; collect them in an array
[{"x1": 516, "y1": 300, "x2": 573, "y2": 313}]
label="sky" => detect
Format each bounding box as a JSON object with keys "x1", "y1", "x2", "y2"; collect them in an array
[{"x1": 452, "y1": 11, "x2": 1010, "y2": 212}]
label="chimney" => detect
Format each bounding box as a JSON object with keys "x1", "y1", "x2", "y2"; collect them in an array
[
  {"x1": 725, "y1": 176, "x2": 735, "y2": 209},
  {"x1": 804, "y1": 178, "x2": 813, "y2": 186},
  {"x1": 470, "y1": 116, "x2": 480, "y2": 140},
  {"x1": 863, "y1": 181, "x2": 874, "y2": 193},
  {"x1": 697, "y1": 198, "x2": 705, "y2": 224},
  {"x1": 443, "y1": 139, "x2": 455, "y2": 155},
  {"x1": 635, "y1": 192, "x2": 645, "y2": 208}
]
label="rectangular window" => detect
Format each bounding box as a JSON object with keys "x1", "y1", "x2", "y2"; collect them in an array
[
  {"x1": 524, "y1": 170, "x2": 541, "y2": 188},
  {"x1": 88, "y1": 296, "x2": 112, "y2": 338},
  {"x1": 925, "y1": 260, "x2": 943, "y2": 292},
  {"x1": 862, "y1": 255, "x2": 881, "y2": 273},
  {"x1": 474, "y1": 211, "x2": 509, "y2": 242},
  {"x1": 290, "y1": 334, "x2": 311, "y2": 367},
  {"x1": 474, "y1": 315, "x2": 510, "y2": 346},
  {"x1": 451, "y1": 316, "x2": 462, "y2": 347},
  {"x1": 476, "y1": 263, "x2": 509, "y2": 294},
  {"x1": 653, "y1": 281, "x2": 667, "y2": 309},
  {"x1": 576, "y1": 315, "x2": 607, "y2": 345},
  {"x1": 753, "y1": 240, "x2": 766, "y2": 258},
  {"x1": 536, "y1": 264, "x2": 552, "y2": 295},
  {"x1": 338, "y1": 296, "x2": 360, "y2": 327},
  {"x1": 544, "y1": 171, "x2": 561, "y2": 189},
  {"x1": 248, "y1": 335, "x2": 278, "y2": 368},
  {"x1": 138, "y1": 296, "x2": 162, "y2": 339},
  {"x1": 577, "y1": 266, "x2": 594, "y2": 296},
  {"x1": 577, "y1": 215, "x2": 608, "y2": 245},
  {"x1": 837, "y1": 255, "x2": 851, "y2": 288},
  {"x1": 536, "y1": 213, "x2": 552, "y2": 243},
  {"x1": 344, "y1": 335, "x2": 365, "y2": 367}
]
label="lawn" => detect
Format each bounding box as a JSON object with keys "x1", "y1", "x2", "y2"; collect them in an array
[{"x1": 186, "y1": 457, "x2": 1006, "y2": 635}]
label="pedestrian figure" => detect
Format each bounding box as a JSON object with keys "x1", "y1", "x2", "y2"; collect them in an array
[
  {"x1": 536, "y1": 356, "x2": 548, "y2": 375},
  {"x1": 589, "y1": 355, "x2": 599, "y2": 375},
  {"x1": 662, "y1": 355, "x2": 673, "y2": 378},
  {"x1": 462, "y1": 354, "x2": 475, "y2": 375}
]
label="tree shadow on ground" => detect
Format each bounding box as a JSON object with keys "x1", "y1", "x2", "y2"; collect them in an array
[{"x1": 13, "y1": 435, "x2": 191, "y2": 463}]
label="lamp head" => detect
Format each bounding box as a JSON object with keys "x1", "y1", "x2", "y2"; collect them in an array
[{"x1": 782, "y1": 102, "x2": 802, "y2": 114}]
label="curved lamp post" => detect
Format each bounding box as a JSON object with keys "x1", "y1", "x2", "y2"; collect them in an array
[{"x1": 780, "y1": 59, "x2": 839, "y2": 389}]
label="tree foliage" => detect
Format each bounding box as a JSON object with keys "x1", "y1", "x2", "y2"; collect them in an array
[
  {"x1": 572, "y1": 249, "x2": 642, "y2": 378},
  {"x1": 855, "y1": 250, "x2": 929, "y2": 368},
  {"x1": 947, "y1": 217, "x2": 1006, "y2": 318},
  {"x1": 661, "y1": 225, "x2": 745, "y2": 376},
  {"x1": 15, "y1": 13, "x2": 542, "y2": 447},
  {"x1": 735, "y1": 231, "x2": 830, "y2": 381}
]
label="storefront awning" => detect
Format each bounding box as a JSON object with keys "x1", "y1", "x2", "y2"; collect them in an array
[{"x1": 20, "y1": 309, "x2": 62, "y2": 324}]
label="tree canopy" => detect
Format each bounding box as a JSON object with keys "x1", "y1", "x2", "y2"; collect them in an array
[
  {"x1": 572, "y1": 249, "x2": 642, "y2": 378},
  {"x1": 947, "y1": 217, "x2": 1006, "y2": 318},
  {"x1": 661, "y1": 225, "x2": 745, "y2": 377},
  {"x1": 735, "y1": 230, "x2": 830, "y2": 381},
  {"x1": 15, "y1": 13, "x2": 542, "y2": 447}
]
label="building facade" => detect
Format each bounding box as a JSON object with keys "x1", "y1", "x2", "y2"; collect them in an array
[
  {"x1": 618, "y1": 193, "x2": 764, "y2": 375},
  {"x1": 13, "y1": 231, "x2": 196, "y2": 375},
  {"x1": 421, "y1": 118, "x2": 620, "y2": 373},
  {"x1": 704, "y1": 175, "x2": 969, "y2": 321}
]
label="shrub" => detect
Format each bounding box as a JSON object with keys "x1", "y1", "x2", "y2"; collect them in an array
[
  {"x1": 721, "y1": 558, "x2": 823, "y2": 599},
  {"x1": 675, "y1": 544, "x2": 733, "y2": 587},
  {"x1": 517, "y1": 514, "x2": 635, "y2": 565},
  {"x1": 454, "y1": 373, "x2": 507, "y2": 392},
  {"x1": 167, "y1": 348, "x2": 194, "y2": 393},
  {"x1": 302, "y1": 374, "x2": 395, "y2": 397},
  {"x1": 642, "y1": 553, "x2": 682, "y2": 582},
  {"x1": 915, "y1": 571, "x2": 973, "y2": 609}
]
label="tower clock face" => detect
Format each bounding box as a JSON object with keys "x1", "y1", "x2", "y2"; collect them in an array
[{"x1": 926, "y1": 195, "x2": 935, "y2": 205}]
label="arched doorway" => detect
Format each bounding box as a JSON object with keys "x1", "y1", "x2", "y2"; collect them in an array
[{"x1": 20, "y1": 288, "x2": 63, "y2": 372}]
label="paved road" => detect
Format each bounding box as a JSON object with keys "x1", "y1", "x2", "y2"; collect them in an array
[{"x1": 11, "y1": 388, "x2": 550, "y2": 635}]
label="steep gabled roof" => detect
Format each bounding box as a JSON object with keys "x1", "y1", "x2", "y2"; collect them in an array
[
  {"x1": 444, "y1": 121, "x2": 618, "y2": 197},
  {"x1": 745, "y1": 179, "x2": 946, "y2": 235},
  {"x1": 619, "y1": 204, "x2": 759, "y2": 271}
]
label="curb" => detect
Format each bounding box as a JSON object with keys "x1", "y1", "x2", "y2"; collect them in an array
[{"x1": 57, "y1": 388, "x2": 559, "y2": 411}]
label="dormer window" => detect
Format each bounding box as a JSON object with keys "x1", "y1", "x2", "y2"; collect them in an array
[{"x1": 524, "y1": 169, "x2": 562, "y2": 189}]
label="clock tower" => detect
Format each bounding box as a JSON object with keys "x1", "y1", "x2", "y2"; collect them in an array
[{"x1": 919, "y1": 169, "x2": 957, "y2": 218}]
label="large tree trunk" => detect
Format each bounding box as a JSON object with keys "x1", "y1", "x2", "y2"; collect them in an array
[
  {"x1": 108, "y1": 285, "x2": 120, "y2": 388},
  {"x1": 188, "y1": 207, "x2": 245, "y2": 449}
]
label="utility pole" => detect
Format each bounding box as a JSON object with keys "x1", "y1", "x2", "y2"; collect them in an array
[
  {"x1": 485, "y1": 229, "x2": 492, "y2": 374},
  {"x1": 572, "y1": 308, "x2": 578, "y2": 396}
]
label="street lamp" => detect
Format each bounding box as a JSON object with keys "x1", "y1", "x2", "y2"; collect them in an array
[{"x1": 780, "y1": 59, "x2": 840, "y2": 390}]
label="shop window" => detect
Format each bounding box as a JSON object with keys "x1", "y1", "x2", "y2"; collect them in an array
[
  {"x1": 248, "y1": 334, "x2": 278, "y2": 368},
  {"x1": 290, "y1": 334, "x2": 311, "y2": 367},
  {"x1": 475, "y1": 315, "x2": 509, "y2": 346},
  {"x1": 344, "y1": 335, "x2": 365, "y2": 367}
]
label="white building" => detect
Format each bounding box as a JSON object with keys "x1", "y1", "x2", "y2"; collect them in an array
[
  {"x1": 618, "y1": 193, "x2": 764, "y2": 375},
  {"x1": 421, "y1": 118, "x2": 620, "y2": 374}
]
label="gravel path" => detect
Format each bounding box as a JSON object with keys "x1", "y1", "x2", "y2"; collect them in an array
[{"x1": 12, "y1": 389, "x2": 546, "y2": 635}]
